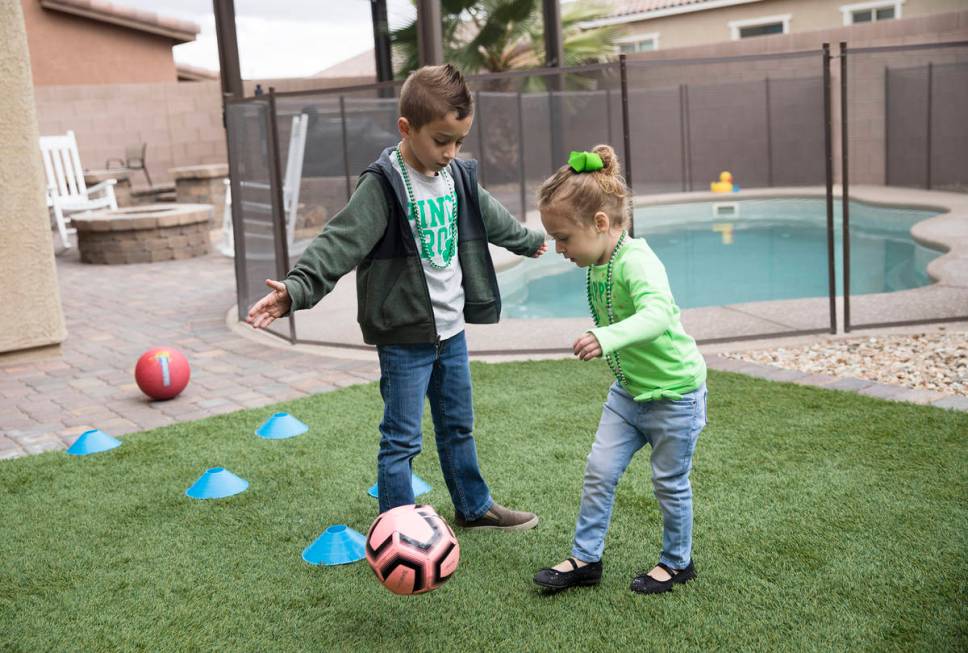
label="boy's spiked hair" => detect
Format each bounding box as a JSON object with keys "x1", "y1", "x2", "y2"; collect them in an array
[{"x1": 399, "y1": 64, "x2": 474, "y2": 129}]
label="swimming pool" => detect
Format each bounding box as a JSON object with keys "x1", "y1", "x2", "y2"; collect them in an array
[{"x1": 499, "y1": 198, "x2": 943, "y2": 319}]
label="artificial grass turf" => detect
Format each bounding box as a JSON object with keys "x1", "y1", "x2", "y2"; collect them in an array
[{"x1": 1, "y1": 361, "x2": 966, "y2": 652}]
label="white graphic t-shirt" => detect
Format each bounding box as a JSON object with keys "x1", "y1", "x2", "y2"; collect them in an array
[{"x1": 391, "y1": 154, "x2": 465, "y2": 340}]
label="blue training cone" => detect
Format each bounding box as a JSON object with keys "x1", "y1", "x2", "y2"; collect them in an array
[
  {"x1": 255, "y1": 412, "x2": 308, "y2": 440},
  {"x1": 302, "y1": 524, "x2": 366, "y2": 566},
  {"x1": 368, "y1": 473, "x2": 432, "y2": 499},
  {"x1": 185, "y1": 467, "x2": 249, "y2": 499},
  {"x1": 66, "y1": 429, "x2": 121, "y2": 456}
]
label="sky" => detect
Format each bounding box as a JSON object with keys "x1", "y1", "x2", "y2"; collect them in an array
[{"x1": 109, "y1": 0, "x2": 417, "y2": 78}]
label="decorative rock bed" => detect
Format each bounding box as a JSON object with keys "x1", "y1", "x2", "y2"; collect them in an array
[
  {"x1": 722, "y1": 330, "x2": 968, "y2": 396},
  {"x1": 71, "y1": 203, "x2": 212, "y2": 264}
]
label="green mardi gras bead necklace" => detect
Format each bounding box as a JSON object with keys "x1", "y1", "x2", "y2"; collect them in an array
[
  {"x1": 586, "y1": 230, "x2": 628, "y2": 386},
  {"x1": 394, "y1": 146, "x2": 458, "y2": 270}
]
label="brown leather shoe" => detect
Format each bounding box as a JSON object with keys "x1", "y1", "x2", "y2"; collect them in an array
[{"x1": 454, "y1": 502, "x2": 538, "y2": 531}]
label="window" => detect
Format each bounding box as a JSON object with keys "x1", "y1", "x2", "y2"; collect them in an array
[
  {"x1": 616, "y1": 32, "x2": 659, "y2": 53},
  {"x1": 841, "y1": 1, "x2": 903, "y2": 25},
  {"x1": 728, "y1": 15, "x2": 791, "y2": 40}
]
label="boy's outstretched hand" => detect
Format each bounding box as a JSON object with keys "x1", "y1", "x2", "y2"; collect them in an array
[
  {"x1": 531, "y1": 242, "x2": 548, "y2": 257},
  {"x1": 573, "y1": 332, "x2": 602, "y2": 361},
  {"x1": 246, "y1": 279, "x2": 291, "y2": 330}
]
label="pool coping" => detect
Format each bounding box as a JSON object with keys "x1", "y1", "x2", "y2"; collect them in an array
[{"x1": 230, "y1": 185, "x2": 968, "y2": 358}]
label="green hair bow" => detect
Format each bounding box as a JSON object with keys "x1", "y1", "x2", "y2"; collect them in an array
[{"x1": 568, "y1": 150, "x2": 604, "y2": 173}]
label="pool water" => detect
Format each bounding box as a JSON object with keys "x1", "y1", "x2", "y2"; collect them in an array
[{"x1": 500, "y1": 198, "x2": 942, "y2": 319}]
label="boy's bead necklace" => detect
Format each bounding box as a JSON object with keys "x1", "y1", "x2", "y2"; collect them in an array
[
  {"x1": 586, "y1": 230, "x2": 628, "y2": 386},
  {"x1": 394, "y1": 146, "x2": 458, "y2": 270}
]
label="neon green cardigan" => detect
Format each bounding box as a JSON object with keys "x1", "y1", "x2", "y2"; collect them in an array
[{"x1": 587, "y1": 238, "x2": 706, "y2": 401}]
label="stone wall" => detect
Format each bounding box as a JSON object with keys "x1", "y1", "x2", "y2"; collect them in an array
[{"x1": 73, "y1": 205, "x2": 211, "y2": 265}]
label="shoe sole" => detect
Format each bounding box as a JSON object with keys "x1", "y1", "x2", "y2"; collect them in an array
[
  {"x1": 458, "y1": 515, "x2": 539, "y2": 531},
  {"x1": 534, "y1": 577, "x2": 601, "y2": 591},
  {"x1": 631, "y1": 570, "x2": 697, "y2": 595}
]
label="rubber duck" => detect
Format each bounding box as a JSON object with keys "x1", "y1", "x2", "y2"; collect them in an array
[{"x1": 710, "y1": 171, "x2": 734, "y2": 193}]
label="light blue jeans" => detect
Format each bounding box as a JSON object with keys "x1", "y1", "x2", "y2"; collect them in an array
[{"x1": 572, "y1": 381, "x2": 707, "y2": 569}]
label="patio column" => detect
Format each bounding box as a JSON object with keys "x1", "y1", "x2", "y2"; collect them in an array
[
  {"x1": 371, "y1": 0, "x2": 393, "y2": 82},
  {"x1": 0, "y1": 0, "x2": 66, "y2": 354},
  {"x1": 416, "y1": 0, "x2": 443, "y2": 66},
  {"x1": 213, "y1": 0, "x2": 243, "y2": 100},
  {"x1": 542, "y1": 0, "x2": 564, "y2": 68},
  {"x1": 543, "y1": 0, "x2": 565, "y2": 175}
]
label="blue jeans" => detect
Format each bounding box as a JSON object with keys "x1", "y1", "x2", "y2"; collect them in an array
[
  {"x1": 572, "y1": 382, "x2": 707, "y2": 569},
  {"x1": 376, "y1": 331, "x2": 492, "y2": 520}
]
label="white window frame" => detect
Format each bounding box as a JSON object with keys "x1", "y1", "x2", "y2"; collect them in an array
[
  {"x1": 728, "y1": 14, "x2": 792, "y2": 40},
  {"x1": 840, "y1": 1, "x2": 903, "y2": 25},
  {"x1": 615, "y1": 31, "x2": 660, "y2": 53}
]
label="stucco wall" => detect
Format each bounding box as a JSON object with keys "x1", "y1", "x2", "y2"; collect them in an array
[
  {"x1": 21, "y1": 0, "x2": 178, "y2": 86},
  {"x1": 617, "y1": 0, "x2": 967, "y2": 50},
  {"x1": 0, "y1": 1, "x2": 67, "y2": 354}
]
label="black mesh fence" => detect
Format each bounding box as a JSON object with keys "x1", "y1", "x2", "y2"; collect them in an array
[
  {"x1": 224, "y1": 42, "x2": 965, "y2": 348},
  {"x1": 843, "y1": 42, "x2": 968, "y2": 331},
  {"x1": 225, "y1": 99, "x2": 291, "y2": 342}
]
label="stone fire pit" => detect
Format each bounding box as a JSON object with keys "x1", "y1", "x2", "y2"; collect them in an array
[{"x1": 71, "y1": 203, "x2": 212, "y2": 264}]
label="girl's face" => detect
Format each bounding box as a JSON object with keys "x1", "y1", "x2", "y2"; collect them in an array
[
  {"x1": 398, "y1": 111, "x2": 473, "y2": 176},
  {"x1": 540, "y1": 205, "x2": 612, "y2": 267}
]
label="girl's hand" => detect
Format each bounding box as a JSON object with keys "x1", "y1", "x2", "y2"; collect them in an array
[
  {"x1": 573, "y1": 332, "x2": 603, "y2": 361},
  {"x1": 246, "y1": 279, "x2": 292, "y2": 330},
  {"x1": 530, "y1": 242, "x2": 548, "y2": 258}
]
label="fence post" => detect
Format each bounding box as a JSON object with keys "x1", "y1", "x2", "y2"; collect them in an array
[
  {"x1": 683, "y1": 84, "x2": 692, "y2": 192},
  {"x1": 822, "y1": 44, "x2": 838, "y2": 335},
  {"x1": 884, "y1": 65, "x2": 890, "y2": 186},
  {"x1": 517, "y1": 91, "x2": 527, "y2": 221},
  {"x1": 619, "y1": 54, "x2": 634, "y2": 237},
  {"x1": 840, "y1": 42, "x2": 851, "y2": 333},
  {"x1": 765, "y1": 76, "x2": 773, "y2": 187},
  {"x1": 926, "y1": 62, "x2": 933, "y2": 190},
  {"x1": 679, "y1": 84, "x2": 687, "y2": 192},
  {"x1": 339, "y1": 95, "x2": 352, "y2": 202},
  {"x1": 267, "y1": 87, "x2": 296, "y2": 342},
  {"x1": 475, "y1": 90, "x2": 486, "y2": 187}
]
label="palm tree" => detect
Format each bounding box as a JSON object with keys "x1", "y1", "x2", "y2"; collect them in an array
[{"x1": 391, "y1": 0, "x2": 618, "y2": 78}]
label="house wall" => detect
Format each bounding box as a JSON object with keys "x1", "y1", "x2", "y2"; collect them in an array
[
  {"x1": 21, "y1": 0, "x2": 178, "y2": 86},
  {"x1": 0, "y1": 0, "x2": 66, "y2": 355},
  {"x1": 616, "y1": 0, "x2": 966, "y2": 50}
]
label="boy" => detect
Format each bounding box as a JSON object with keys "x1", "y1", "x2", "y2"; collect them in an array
[{"x1": 247, "y1": 64, "x2": 547, "y2": 530}]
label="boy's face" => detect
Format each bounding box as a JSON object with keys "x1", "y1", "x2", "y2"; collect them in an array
[
  {"x1": 540, "y1": 205, "x2": 611, "y2": 268},
  {"x1": 398, "y1": 110, "x2": 474, "y2": 176}
]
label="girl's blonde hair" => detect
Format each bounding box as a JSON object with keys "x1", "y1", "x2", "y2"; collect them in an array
[{"x1": 537, "y1": 144, "x2": 629, "y2": 228}]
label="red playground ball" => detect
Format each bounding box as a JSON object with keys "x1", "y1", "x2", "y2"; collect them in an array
[
  {"x1": 365, "y1": 504, "x2": 460, "y2": 595},
  {"x1": 134, "y1": 347, "x2": 190, "y2": 400}
]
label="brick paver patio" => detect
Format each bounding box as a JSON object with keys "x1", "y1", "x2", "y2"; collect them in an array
[{"x1": 0, "y1": 247, "x2": 380, "y2": 460}]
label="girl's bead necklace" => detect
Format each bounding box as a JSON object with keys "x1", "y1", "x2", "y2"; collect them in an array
[
  {"x1": 586, "y1": 230, "x2": 628, "y2": 386},
  {"x1": 394, "y1": 146, "x2": 458, "y2": 270}
]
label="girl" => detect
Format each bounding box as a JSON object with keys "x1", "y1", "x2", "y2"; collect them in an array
[{"x1": 532, "y1": 145, "x2": 707, "y2": 595}]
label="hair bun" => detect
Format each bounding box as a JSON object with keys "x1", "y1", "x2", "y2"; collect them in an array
[{"x1": 591, "y1": 144, "x2": 621, "y2": 178}]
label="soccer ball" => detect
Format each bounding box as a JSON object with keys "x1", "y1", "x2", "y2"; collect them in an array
[{"x1": 365, "y1": 504, "x2": 460, "y2": 595}]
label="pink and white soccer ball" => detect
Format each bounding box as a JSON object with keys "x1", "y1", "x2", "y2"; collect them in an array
[{"x1": 365, "y1": 504, "x2": 460, "y2": 595}]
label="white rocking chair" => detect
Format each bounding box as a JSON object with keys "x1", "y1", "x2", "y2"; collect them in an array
[
  {"x1": 39, "y1": 130, "x2": 118, "y2": 248},
  {"x1": 219, "y1": 113, "x2": 308, "y2": 258}
]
